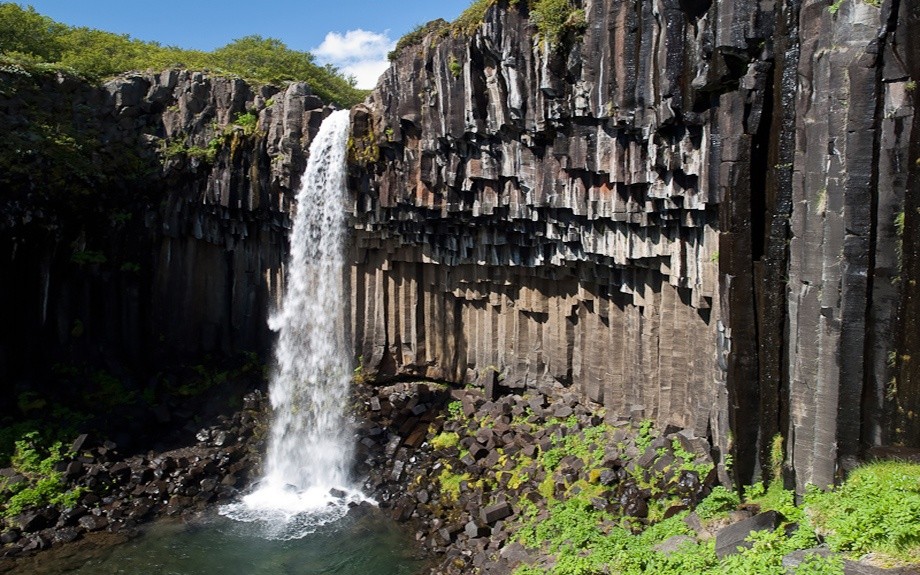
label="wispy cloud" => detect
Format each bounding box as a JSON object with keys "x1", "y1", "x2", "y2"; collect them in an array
[{"x1": 313, "y1": 29, "x2": 395, "y2": 90}]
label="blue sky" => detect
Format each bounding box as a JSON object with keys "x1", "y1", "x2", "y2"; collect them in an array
[{"x1": 17, "y1": 1, "x2": 473, "y2": 88}]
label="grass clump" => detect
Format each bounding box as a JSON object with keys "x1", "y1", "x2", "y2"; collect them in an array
[
  {"x1": 531, "y1": 0, "x2": 587, "y2": 47},
  {"x1": 452, "y1": 0, "x2": 494, "y2": 36},
  {"x1": 437, "y1": 466, "x2": 472, "y2": 501},
  {"x1": 806, "y1": 461, "x2": 920, "y2": 562},
  {"x1": 431, "y1": 431, "x2": 460, "y2": 450}
]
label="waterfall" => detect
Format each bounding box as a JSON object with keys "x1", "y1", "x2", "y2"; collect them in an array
[{"x1": 222, "y1": 109, "x2": 363, "y2": 539}]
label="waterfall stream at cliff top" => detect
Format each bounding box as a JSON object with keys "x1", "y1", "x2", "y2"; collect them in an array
[{"x1": 221, "y1": 109, "x2": 365, "y2": 539}]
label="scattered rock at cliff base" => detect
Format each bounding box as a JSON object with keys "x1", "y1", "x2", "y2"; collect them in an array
[
  {"x1": 480, "y1": 502, "x2": 512, "y2": 525},
  {"x1": 714, "y1": 510, "x2": 784, "y2": 558},
  {"x1": 355, "y1": 381, "x2": 722, "y2": 574}
]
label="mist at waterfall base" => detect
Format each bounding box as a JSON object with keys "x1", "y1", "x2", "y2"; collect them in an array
[{"x1": 221, "y1": 108, "x2": 368, "y2": 538}]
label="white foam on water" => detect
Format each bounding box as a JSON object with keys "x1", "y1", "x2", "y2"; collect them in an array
[{"x1": 221, "y1": 109, "x2": 366, "y2": 540}]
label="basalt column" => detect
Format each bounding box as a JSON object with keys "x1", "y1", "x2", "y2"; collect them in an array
[{"x1": 347, "y1": 0, "x2": 920, "y2": 489}]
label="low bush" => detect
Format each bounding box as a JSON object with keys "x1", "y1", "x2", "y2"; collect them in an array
[{"x1": 1, "y1": 431, "x2": 84, "y2": 519}]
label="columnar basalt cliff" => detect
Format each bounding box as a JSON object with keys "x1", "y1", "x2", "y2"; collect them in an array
[
  {"x1": 347, "y1": 0, "x2": 919, "y2": 490},
  {"x1": 1, "y1": 0, "x2": 916, "y2": 498},
  {"x1": 0, "y1": 68, "x2": 327, "y2": 400}
]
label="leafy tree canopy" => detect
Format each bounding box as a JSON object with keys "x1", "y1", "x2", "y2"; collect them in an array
[{"x1": 0, "y1": 3, "x2": 367, "y2": 107}]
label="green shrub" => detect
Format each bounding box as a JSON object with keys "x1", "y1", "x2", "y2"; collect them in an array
[
  {"x1": 232, "y1": 112, "x2": 259, "y2": 136},
  {"x1": 2, "y1": 432, "x2": 84, "y2": 519},
  {"x1": 448, "y1": 55, "x2": 462, "y2": 78},
  {"x1": 447, "y1": 400, "x2": 463, "y2": 420},
  {"x1": 695, "y1": 485, "x2": 740, "y2": 520}
]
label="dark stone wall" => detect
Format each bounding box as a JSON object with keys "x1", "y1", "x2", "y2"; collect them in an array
[
  {"x1": 0, "y1": 68, "x2": 329, "y2": 399},
  {"x1": 347, "y1": 0, "x2": 919, "y2": 489},
  {"x1": 894, "y1": 0, "x2": 920, "y2": 452}
]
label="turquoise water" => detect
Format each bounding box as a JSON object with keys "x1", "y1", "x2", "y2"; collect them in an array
[{"x1": 16, "y1": 507, "x2": 427, "y2": 575}]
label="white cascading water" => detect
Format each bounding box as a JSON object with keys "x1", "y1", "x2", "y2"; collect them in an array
[{"x1": 222, "y1": 109, "x2": 364, "y2": 539}]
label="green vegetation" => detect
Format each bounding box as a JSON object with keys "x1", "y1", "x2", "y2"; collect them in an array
[
  {"x1": 694, "y1": 485, "x2": 739, "y2": 520},
  {"x1": 428, "y1": 399, "x2": 919, "y2": 575},
  {"x1": 437, "y1": 465, "x2": 472, "y2": 500},
  {"x1": 453, "y1": 0, "x2": 493, "y2": 36},
  {"x1": 511, "y1": 456, "x2": 920, "y2": 574},
  {"x1": 807, "y1": 462, "x2": 920, "y2": 562},
  {"x1": 388, "y1": 19, "x2": 449, "y2": 60},
  {"x1": 70, "y1": 250, "x2": 107, "y2": 265},
  {"x1": 531, "y1": 0, "x2": 587, "y2": 46},
  {"x1": 232, "y1": 112, "x2": 259, "y2": 136},
  {"x1": 0, "y1": 64, "x2": 154, "y2": 215},
  {"x1": 1, "y1": 432, "x2": 84, "y2": 519},
  {"x1": 514, "y1": 496, "x2": 717, "y2": 575},
  {"x1": 448, "y1": 55, "x2": 462, "y2": 78},
  {"x1": 825, "y1": 0, "x2": 877, "y2": 13},
  {"x1": 388, "y1": 0, "x2": 588, "y2": 63},
  {"x1": 161, "y1": 111, "x2": 264, "y2": 165},
  {"x1": 635, "y1": 418, "x2": 655, "y2": 452},
  {"x1": 0, "y1": 4, "x2": 366, "y2": 107},
  {"x1": 431, "y1": 431, "x2": 460, "y2": 450},
  {"x1": 386, "y1": 0, "x2": 495, "y2": 62},
  {"x1": 447, "y1": 400, "x2": 464, "y2": 420},
  {"x1": 347, "y1": 126, "x2": 380, "y2": 167},
  {"x1": 353, "y1": 356, "x2": 369, "y2": 385}
]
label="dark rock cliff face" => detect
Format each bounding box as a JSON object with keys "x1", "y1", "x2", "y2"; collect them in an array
[
  {"x1": 0, "y1": 68, "x2": 328, "y2": 399},
  {"x1": 1, "y1": 0, "x2": 916, "y2": 494},
  {"x1": 348, "y1": 0, "x2": 919, "y2": 489}
]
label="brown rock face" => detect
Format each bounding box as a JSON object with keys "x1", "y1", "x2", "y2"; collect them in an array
[{"x1": 348, "y1": 0, "x2": 919, "y2": 489}]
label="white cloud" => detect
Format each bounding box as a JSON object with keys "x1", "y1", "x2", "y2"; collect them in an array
[{"x1": 313, "y1": 29, "x2": 395, "y2": 90}]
